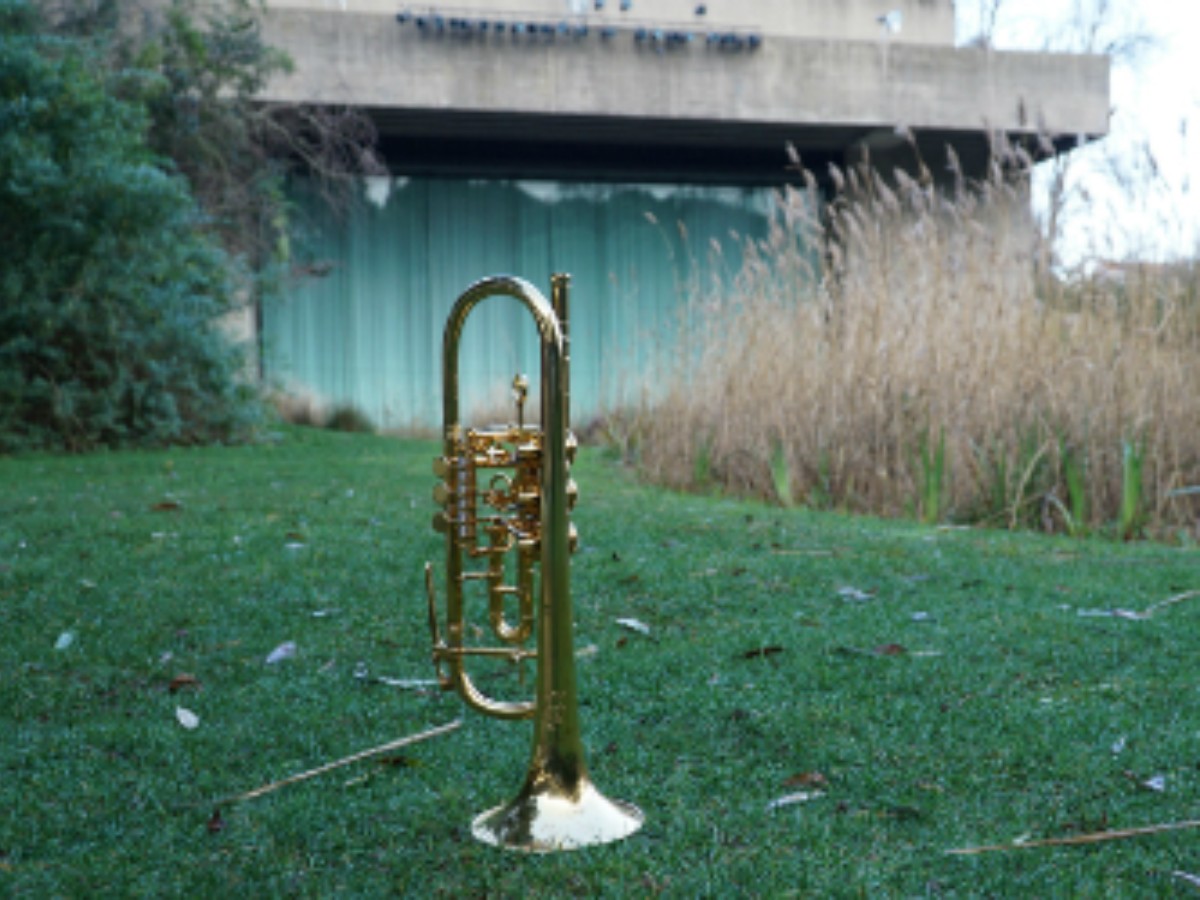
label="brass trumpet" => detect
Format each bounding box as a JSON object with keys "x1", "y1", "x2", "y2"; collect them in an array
[{"x1": 424, "y1": 273, "x2": 643, "y2": 851}]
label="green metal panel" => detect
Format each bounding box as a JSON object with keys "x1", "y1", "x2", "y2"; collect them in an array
[{"x1": 264, "y1": 177, "x2": 774, "y2": 429}]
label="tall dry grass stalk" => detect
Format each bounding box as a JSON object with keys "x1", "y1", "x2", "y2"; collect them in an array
[{"x1": 635, "y1": 156, "x2": 1200, "y2": 537}]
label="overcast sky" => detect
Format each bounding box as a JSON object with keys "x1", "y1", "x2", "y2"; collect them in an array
[{"x1": 955, "y1": 0, "x2": 1199, "y2": 266}]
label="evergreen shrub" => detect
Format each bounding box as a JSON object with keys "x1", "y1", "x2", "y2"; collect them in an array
[{"x1": 0, "y1": 0, "x2": 262, "y2": 452}]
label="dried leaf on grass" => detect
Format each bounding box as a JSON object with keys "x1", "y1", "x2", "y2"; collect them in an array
[
  {"x1": 615, "y1": 617, "x2": 652, "y2": 636},
  {"x1": 767, "y1": 791, "x2": 826, "y2": 811},
  {"x1": 176, "y1": 706, "x2": 200, "y2": 730},
  {"x1": 352, "y1": 662, "x2": 439, "y2": 689},
  {"x1": 376, "y1": 754, "x2": 421, "y2": 768},
  {"x1": 837, "y1": 586, "x2": 875, "y2": 602},
  {"x1": 1142, "y1": 775, "x2": 1168, "y2": 792},
  {"x1": 836, "y1": 801, "x2": 923, "y2": 821},
  {"x1": 740, "y1": 645, "x2": 785, "y2": 660},
  {"x1": 372, "y1": 676, "x2": 438, "y2": 690},
  {"x1": 880, "y1": 804, "x2": 923, "y2": 821},
  {"x1": 1122, "y1": 770, "x2": 1167, "y2": 792},
  {"x1": 206, "y1": 809, "x2": 226, "y2": 834},
  {"x1": 784, "y1": 771, "x2": 829, "y2": 789},
  {"x1": 264, "y1": 641, "x2": 297, "y2": 665},
  {"x1": 169, "y1": 673, "x2": 201, "y2": 693},
  {"x1": 835, "y1": 643, "x2": 908, "y2": 657}
]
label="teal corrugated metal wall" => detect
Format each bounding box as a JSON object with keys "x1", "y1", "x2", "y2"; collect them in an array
[{"x1": 263, "y1": 177, "x2": 773, "y2": 429}]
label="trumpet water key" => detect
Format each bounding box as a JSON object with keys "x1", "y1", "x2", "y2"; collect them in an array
[{"x1": 424, "y1": 273, "x2": 643, "y2": 851}]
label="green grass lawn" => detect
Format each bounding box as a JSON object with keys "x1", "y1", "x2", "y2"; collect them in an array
[{"x1": 2, "y1": 428, "x2": 1198, "y2": 896}]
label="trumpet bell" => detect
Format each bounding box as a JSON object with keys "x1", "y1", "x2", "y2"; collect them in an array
[{"x1": 472, "y1": 777, "x2": 644, "y2": 852}]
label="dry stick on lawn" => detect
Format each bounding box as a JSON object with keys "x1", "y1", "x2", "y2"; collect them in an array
[
  {"x1": 947, "y1": 818, "x2": 1200, "y2": 856},
  {"x1": 222, "y1": 719, "x2": 462, "y2": 804},
  {"x1": 1142, "y1": 589, "x2": 1200, "y2": 617}
]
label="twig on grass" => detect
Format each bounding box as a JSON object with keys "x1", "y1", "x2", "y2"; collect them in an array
[
  {"x1": 220, "y1": 719, "x2": 462, "y2": 805},
  {"x1": 1171, "y1": 870, "x2": 1200, "y2": 890},
  {"x1": 1141, "y1": 589, "x2": 1200, "y2": 618},
  {"x1": 1077, "y1": 589, "x2": 1200, "y2": 621},
  {"x1": 946, "y1": 818, "x2": 1200, "y2": 855}
]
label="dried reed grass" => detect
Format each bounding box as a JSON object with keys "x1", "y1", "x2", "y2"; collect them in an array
[
  {"x1": 636, "y1": 157, "x2": 1200, "y2": 537},
  {"x1": 269, "y1": 383, "x2": 329, "y2": 428},
  {"x1": 269, "y1": 384, "x2": 376, "y2": 433}
]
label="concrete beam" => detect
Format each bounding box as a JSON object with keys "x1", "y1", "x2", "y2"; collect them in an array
[{"x1": 257, "y1": 6, "x2": 1108, "y2": 182}]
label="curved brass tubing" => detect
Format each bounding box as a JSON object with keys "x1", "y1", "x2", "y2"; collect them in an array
[{"x1": 422, "y1": 274, "x2": 643, "y2": 850}]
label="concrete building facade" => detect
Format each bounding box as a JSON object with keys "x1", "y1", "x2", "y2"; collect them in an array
[{"x1": 248, "y1": 0, "x2": 1110, "y2": 427}]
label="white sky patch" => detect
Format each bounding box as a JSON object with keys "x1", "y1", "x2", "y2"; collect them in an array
[
  {"x1": 513, "y1": 180, "x2": 774, "y2": 216},
  {"x1": 364, "y1": 176, "x2": 410, "y2": 209},
  {"x1": 957, "y1": 0, "x2": 1200, "y2": 265}
]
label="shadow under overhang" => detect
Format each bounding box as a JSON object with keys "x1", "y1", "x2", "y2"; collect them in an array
[{"x1": 367, "y1": 108, "x2": 1100, "y2": 187}]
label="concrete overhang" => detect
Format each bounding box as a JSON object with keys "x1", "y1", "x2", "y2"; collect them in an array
[{"x1": 259, "y1": 7, "x2": 1110, "y2": 185}]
